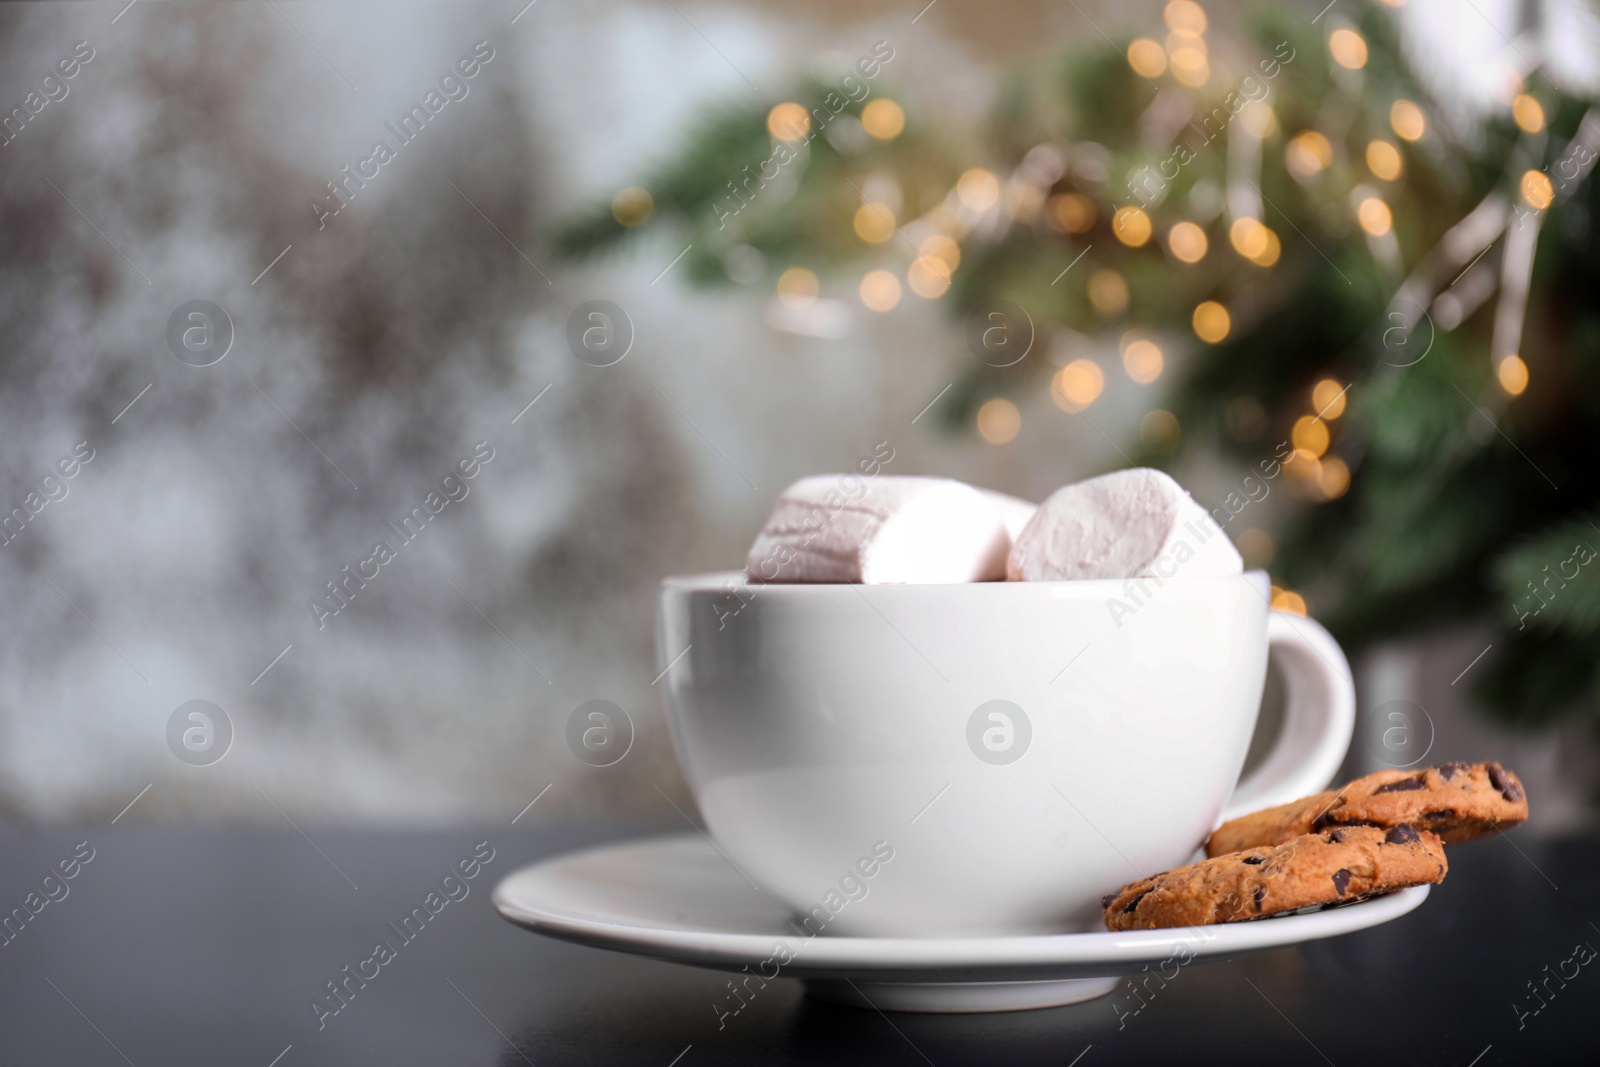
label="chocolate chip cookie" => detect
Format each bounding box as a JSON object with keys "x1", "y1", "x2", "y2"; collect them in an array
[
  {"x1": 1205, "y1": 762, "x2": 1528, "y2": 858},
  {"x1": 1103, "y1": 824, "x2": 1447, "y2": 931}
]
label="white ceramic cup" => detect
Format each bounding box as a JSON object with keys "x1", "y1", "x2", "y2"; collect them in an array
[{"x1": 657, "y1": 570, "x2": 1353, "y2": 937}]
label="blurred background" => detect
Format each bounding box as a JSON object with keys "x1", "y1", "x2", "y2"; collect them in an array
[{"x1": 2, "y1": 0, "x2": 1597, "y2": 834}]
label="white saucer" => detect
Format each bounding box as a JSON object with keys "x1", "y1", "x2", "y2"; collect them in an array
[{"x1": 493, "y1": 833, "x2": 1430, "y2": 1013}]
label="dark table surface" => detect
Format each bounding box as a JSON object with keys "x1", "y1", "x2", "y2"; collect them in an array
[{"x1": 0, "y1": 822, "x2": 1593, "y2": 1066}]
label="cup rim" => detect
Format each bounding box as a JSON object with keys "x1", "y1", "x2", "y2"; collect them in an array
[{"x1": 662, "y1": 569, "x2": 1270, "y2": 597}]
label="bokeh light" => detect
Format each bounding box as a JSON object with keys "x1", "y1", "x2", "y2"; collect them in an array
[
  {"x1": 1236, "y1": 528, "x2": 1273, "y2": 568},
  {"x1": 1271, "y1": 587, "x2": 1308, "y2": 616},
  {"x1": 907, "y1": 256, "x2": 951, "y2": 298},
  {"x1": 859, "y1": 269, "x2": 902, "y2": 311},
  {"x1": 1512, "y1": 94, "x2": 1545, "y2": 134},
  {"x1": 776, "y1": 267, "x2": 819, "y2": 308},
  {"x1": 1170, "y1": 46, "x2": 1209, "y2": 86},
  {"x1": 1366, "y1": 140, "x2": 1402, "y2": 181},
  {"x1": 1140, "y1": 409, "x2": 1181, "y2": 453},
  {"x1": 1390, "y1": 99, "x2": 1426, "y2": 141},
  {"x1": 611, "y1": 187, "x2": 654, "y2": 227},
  {"x1": 1192, "y1": 300, "x2": 1231, "y2": 342},
  {"x1": 853, "y1": 202, "x2": 897, "y2": 244},
  {"x1": 1239, "y1": 101, "x2": 1277, "y2": 138},
  {"x1": 1053, "y1": 359, "x2": 1105, "y2": 412},
  {"x1": 1113, "y1": 206, "x2": 1152, "y2": 246},
  {"x1": 957, "y1": 168, "x2": 1001, "y2": 211},
  {"x1": 1286, "y1": 130, "x2": 1334, "y2": 178},
  {"x1": 1319, "y1": 456, "x2": 1351, "y2": 499},
  {"x1": 1168, "y1": 221, "x2": 1209, "y2": 263},
  {"x1": 1229, "y1": 217, "x2": 1268, "y2": 258},
  {"x1": 861, "y1": 99, "x2": 906, "y2": 140},
  {"x1": 767, "y1": 102, "x2": 810, "y2": 141},
  {"x1": 1498, "y1": 353, "x2": 1529, "y2": 396},
  {"x1": 1312, "y1": 378, "x2": 1348, "y2": 418},
  {"x1": 1357, "y1": 196, "x2": 1392, "y2": 235},
  {"x1": 1329, "y1": 29, "x2": 1368, "y2": 69},
  {"x1": 1088, "y1": 269, "x2": 1129, "y2": 314},
  {"x1": 919, "y1": 234, "x2": 961, "y2": 272},
  {"x1": 1127, "y1": 38, "x2": 1168, "y2": 78},
  {"x1": 976, "y1": 398, "x2": 1021, "y2": 444},
  {"x1": 1521, "y1": 170, "x2": 1554, "y2": 210},
  {"x1": 1122, "y1": 337, "x2": 1164, "y2": 383},
  {"x1": 1292, "y1": 414, "x2": 1331, "y2": 457},
  {"x1": 1047, "y1": 193, "x2": 1097, "y2": 234}
]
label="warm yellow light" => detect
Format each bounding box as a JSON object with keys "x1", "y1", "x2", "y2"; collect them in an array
[
  {"x1": 776, "y1": 267, "x2": 819, "y2": 309},
  {"x1": 1192, "y1": 300, "x2": 1231, "y2": 343},
  {"x1": 1140, "y1": 409, "x2": 1181, "y2": 452},
  {"x1": 1288, "y1": 447, "x2": 1321, "y2": 468},
  {"x1": 1047, "y1": 193, "x2": 1097, "y2": 234},
  {"x1": 1286, "y1": 130, "x2": 1334, "y2": 178},
  {"x1": 1498, "y1": 353, "x2": 1530, "y2": 396},
  {"x1": 919, "y1": 234, "x2": 961, "y2": 272},
  {"x1": 1122, "y1": 338, "x2": 1165, "y2": 384},
  {"x1": 853, "y1": 202, "x2": 897, "y2": 244},
  {"x1": 1271, "y1": 587, "x2": 1308, "y2": 616},
  {"x1": 1319, "y1": 456, "x2": 1351, "y2": 499},
  {"x1": 1168, "y1": 221, "x2": 1209, "y2": 263},
  {"x1": 861, "y1": 99, "x2": 906, "y2": 140},
  {"x1": 1229, "y1": 217, "x2": 1268, "y2": 258},
  {"x1": 1312, "y1": 378, "x2": 1348, "y2": 419},
  {"x1": 1521, "y1": 169, "x2": 1554, "y2": 210},
  {"x1": 1127, "y1": 38, "x2": 1168, "y2": 78},
  {"x1": 1170, "y1": 46, "x2": 1209, "y2": 87},
  {"x1": 611, "y1": 187, "x2": 654, "y2": 227},
  {"x1": 957, "y1": 168, "x2": 1001, "y2": 212},
  {"x1": 1292, "y1": 414, "x2": 1331, "y2": 457},
  {"x1": 767, "y1": 102, "x2": 811, "y2": 141},
  {"x1": 1512, "y1": 94, "x2": 1545, "y2": 134},
  {"x1": 1113, "y1": 206, "x2": 1153, "y2": 246},
  {"x1": 1249, "y1": 228, "x2": 1281, "y2": 267},
  {"x1": 907, "y1": 256, "x2": 951, "y2": 298},
  {"x1": 1053, "y1": 359, "x2": 1105, "y2": 412},
  {"x1": 1329, "y1": 28, "x2": 1368, "y2": 69},
  {"x1": 1390, "y1": 99, "x2": 1426, "y2": 141},
  {"x1": 1087, "y1": 269, "x2": 1129, "y2": 314},
  {"x1": 1167, "y1": 32, "x2": 1207, "y2": 57},
  {"x1": 976, "y1": 398, "x2": 1021, "y2": 444},
  {"x1": 1357, "y1": 196, "x2": 1392, "y2": 235},
  {"x1": 859, "y1": 269, "x2": 902, "y2": 311},
  {"x1": 1164, "y1": 0, "x2": 1207, "y2": 34},
  {"x1": 1239, "y1": 100, "x2": 1277, "y2": 138},
  {"x1": 1366, "y1": 140, "x2": 1403, "y2": 181}
]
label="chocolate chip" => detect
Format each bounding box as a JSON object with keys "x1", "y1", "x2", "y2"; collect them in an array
[
  {"x1": 1102, "y1": 894, "x2": 1115, "y2": 909},
  {"x1": 1253, "y1": 885, "x2": 1265, "y2": 911},
  {"x1": 1123, "y1": 887, "x2": 1155, "y2": 913},
  {"x1": 1488, "y1": 762, "x2": 1525, "y2": 802},
  {"x1": 1424, "y1": 810, "x2": 1452, "y2": 820},
  {"x1": 1332, "y1": 869, "x2": 1351, "y2": 896},
  {"x1": 1243, "y1": 855, "x2": 1266, "y2": 864},
  {"x1": 1326, "y1": 829, "x2": 1346, "y2": 843},
  {"x1": 1374, "y1": 776, "x2": 1428, "y2": 794},
  {"x1": 1439, "y1": 762, "x2": 1467, "y2": 781},
  {"x1": 1385, "y1": 824, "x2": 1420, "y2": 844}
]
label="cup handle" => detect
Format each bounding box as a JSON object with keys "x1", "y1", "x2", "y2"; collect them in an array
[{"x1": 1217, "y1": 612, "x2": 1355, "y2": 825}]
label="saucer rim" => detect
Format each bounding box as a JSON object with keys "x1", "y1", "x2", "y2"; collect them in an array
[{"x1": 492, "y1": 832, "x2": 1431, "y2": 974}]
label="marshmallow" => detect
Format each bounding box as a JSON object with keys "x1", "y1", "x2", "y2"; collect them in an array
[
  {"x1": 747, "y1": 475, "x2": 1012, "y2": 584},
  {"x1": 985, "y1": 491, "x2": 1038, "y2": 542},
  {"x1": 1007, "y1": 468, "x2": 1242, "y2": 581}
]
